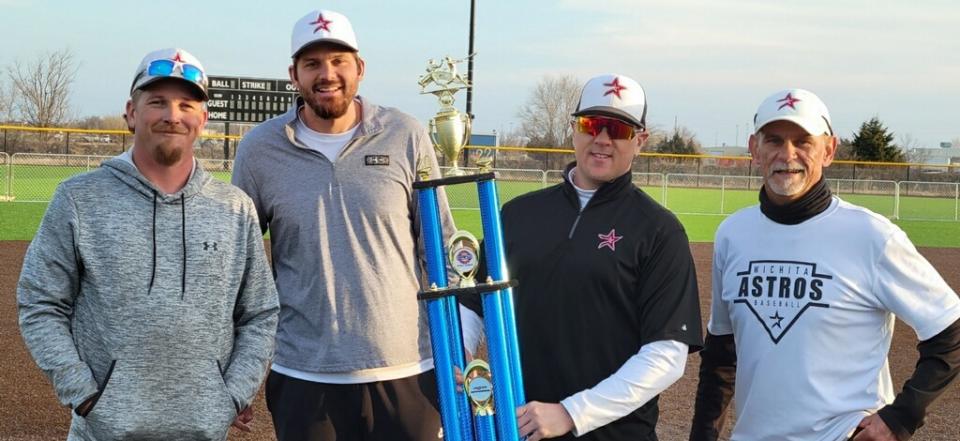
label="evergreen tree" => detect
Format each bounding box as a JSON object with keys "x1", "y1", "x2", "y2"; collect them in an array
[
  {"x1": 654, "y1": 127, "x2": 700, "y2": 154},
  {"x1": 851, "y1": 117, "x2": 904, "y2": 162}
]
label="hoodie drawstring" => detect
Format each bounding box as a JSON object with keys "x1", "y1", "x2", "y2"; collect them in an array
[
  {"x1": 147, "y1": 191, "x2": 188, "y2": 299},
  {"x1": 181, "y1": 194, "x2": 187, "y2": 298},
  {"x1": 148, "y1": 191, "x2": 158, "y2": 292}
]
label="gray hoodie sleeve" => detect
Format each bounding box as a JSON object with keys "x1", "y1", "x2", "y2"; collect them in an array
[
  {"x1": 222, "y1": 203, "x2": 279, "y2": 411},
  {"x1": 17, "y1": 185, "x2": 99, "y2": 409}
]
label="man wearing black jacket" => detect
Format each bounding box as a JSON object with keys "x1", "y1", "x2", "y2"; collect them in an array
[
  {"x1": 463, "y1": 74, "x2": 703, "y2": 441},
  {"x1": 689, "y1": 89, "x2": 960, "y2": 441}
]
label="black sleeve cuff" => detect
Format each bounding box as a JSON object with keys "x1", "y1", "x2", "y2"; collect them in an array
[
  {"x1": 877, "y1": 318, "x2": 960, "y2": 441},
  {"x1": 690, "y1": 332, "x2": 737, "y2": 441},
  {"x1": 876, "y1": 405, "x2": 914, "y2": 441}
]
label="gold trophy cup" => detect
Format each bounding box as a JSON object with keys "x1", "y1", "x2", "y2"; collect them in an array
[{"x1": 419, "y1": 56, "x2": 473, "y2": 177}]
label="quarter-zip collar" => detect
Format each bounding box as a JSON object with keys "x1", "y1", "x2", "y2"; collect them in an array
[
  {"x1": 282, "y1": 96, "x2": 385, "y2": 153},
  {"x1": 560, "y1": 161, "x2": 634, "y2": 212},
  {"x1": 561, "y1": 161, "x2": 634, "y2": 238}
]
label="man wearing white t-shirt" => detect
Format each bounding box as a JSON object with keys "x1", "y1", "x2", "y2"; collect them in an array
[{"x1": 689, "y1": 89, "x2": 960, "y2": 441}]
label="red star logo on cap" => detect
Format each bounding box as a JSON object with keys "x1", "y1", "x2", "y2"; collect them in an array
[
  {"x1": 170, "y1": 51, "x2": 186, "y2": 73},
  {"x1": 597, "y1": 229, "x2": 623, "y2": 251},
  {"x1": 603, "y1": 77, "x2": 627, "y2": 99},
  {"x1": 777, "y1": 92, "x2": 801, "y2": 110},
  {"x1": 310, "y1": 13, "x2": 333, "y2": 33}
]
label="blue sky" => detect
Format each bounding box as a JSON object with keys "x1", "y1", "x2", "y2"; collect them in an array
[{"x1": 2, "y1": 0, "x2": 958, "y2": 147}]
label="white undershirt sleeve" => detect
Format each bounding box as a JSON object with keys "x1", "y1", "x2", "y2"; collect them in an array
[
  {"x1": 559, "y1": 339, "x2": 689, "y2": 437},
  {"x1": 459, "y1": 305, "x2": 484, "y2": 356}
]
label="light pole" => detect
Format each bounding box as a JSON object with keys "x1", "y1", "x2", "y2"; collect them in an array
[{"x1": 466, "y1": 0, "x2": 476, "y2": 120}]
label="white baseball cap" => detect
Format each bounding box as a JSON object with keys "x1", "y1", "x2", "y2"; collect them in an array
[
  {"x1": 291, "y1": 9, "x2": 359, "y2": 58},
  {"x1": 130, "y1": 48, "x2": 208, "y2": 100},
  {"x1": 571, "y1": 74, "x2": 647, "y2": 129},
  {"x1": 754, "y1": 88, "x2": 833, "y2": 136}
]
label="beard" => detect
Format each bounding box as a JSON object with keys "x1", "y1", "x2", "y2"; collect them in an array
[
  {"x1": 149, "y1": 123, "x2": 189, "y2": 166},
  {"x1": 301, "y1": 79, "x2": 356, "y2": 120},
  {"x1": 765, "y1": 161, "x2": 807, "y2": 197},
  {"x1": 152, "y1": 142, "x2": 184, "y2": 166}
]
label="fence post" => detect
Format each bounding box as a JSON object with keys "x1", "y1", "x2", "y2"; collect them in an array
[
  {"x1": 955, "y1": 183, "x2": 959, "y2": 222},
  {"x1": 662, "y1": 174, "x2": 670, "y2": 210},
  {"x1": 893, "y1": 182, "x2": 900, "y2": 220},
  {"x1": 720, "y1": 176, "x2": 726, "y2": 214},
  {"x1": 2, "y1": 128, "x2": 6, "y2": 153},
  {"x1": 65, "y1": 132, "x2": 71, "y2": 155},
  {"x1": 697, "y1": 157, "x2": 702, "y2": 188}
]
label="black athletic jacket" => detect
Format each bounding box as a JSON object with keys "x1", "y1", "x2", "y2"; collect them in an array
[{"x1": 467, "y1": 163, "x2": 704, "y2": 441}]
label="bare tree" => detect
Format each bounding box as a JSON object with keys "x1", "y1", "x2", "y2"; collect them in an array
[
  {"x1": 497, "y1": 125, "x2": 529, "y2": 148},
  {"x1": 0, "y1": 81, "x2": 14, "y2": 122},
  {"x1": 7, "y1": 48, "x2": 78, "y2": 127},
  {"x1": 75, "y1": 114, "x2": 128, "y2": 131},
  {"x1": 899, "y1": 133, "x2": 929, "y2": 164},
  {"x1": 516, "y1": 75, "x2": 580, "y2": 149}
]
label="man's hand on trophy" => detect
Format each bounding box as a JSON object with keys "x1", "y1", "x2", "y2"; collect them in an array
[{"x1": 516, "y1": 401, "x2": 576, "y2": 441}]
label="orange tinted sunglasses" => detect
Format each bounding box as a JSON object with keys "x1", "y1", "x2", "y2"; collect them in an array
[{"x1": 573, "y1": 116, "x2": 639, "y2": 140}]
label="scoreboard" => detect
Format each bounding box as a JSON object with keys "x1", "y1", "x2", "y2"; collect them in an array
[{"x1": 207, "y1": 76, "x2": 299, "y2": 123}]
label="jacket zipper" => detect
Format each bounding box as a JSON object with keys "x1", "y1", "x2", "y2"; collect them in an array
[{"x1": 568, "y1": 213, "x2": 582, "y2": 239}]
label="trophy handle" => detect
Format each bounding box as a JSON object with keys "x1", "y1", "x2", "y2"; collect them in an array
[
  {"x1": 429, "y1": 118, "x2": 440, "y2": 147},
  {"x1": 460, "y1": 113, "x2": 472, "y2": 168}
]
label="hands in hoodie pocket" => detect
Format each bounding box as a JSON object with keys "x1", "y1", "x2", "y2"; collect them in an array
[{"x1": 82, "y1": 357, "x2": 237, "y2": 440}]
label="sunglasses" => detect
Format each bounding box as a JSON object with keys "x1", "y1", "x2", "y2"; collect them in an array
[
  {"x1": 146, "y1": 59, "x2": 205, "y2": 84},
  {"x1": 574, "y1": 116, "x2": 640, "y2": 140}
]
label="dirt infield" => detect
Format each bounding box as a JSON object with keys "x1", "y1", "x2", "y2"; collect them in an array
[{"x1": 1, "y1": 241, "x2": 957, "y2": 441}]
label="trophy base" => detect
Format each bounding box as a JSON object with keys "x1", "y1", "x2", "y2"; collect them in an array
[{"x1": 443, "y1": 167, "x2": 467, "y2": 177}]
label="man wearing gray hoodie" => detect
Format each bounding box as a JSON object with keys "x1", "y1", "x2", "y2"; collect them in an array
[{"x1": 17, "y1": 48, "x2": 280, "y2": 441}]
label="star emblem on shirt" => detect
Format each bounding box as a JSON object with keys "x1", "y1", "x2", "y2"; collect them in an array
[
  {"x1": 603, "y1": 77, "x2": 627, "y2": 99},
  {"x1": 769, "y1": 311, "x2": 785, "y2": 329},
  {"x1": 310, "y1": 13, "x2": 333, "y2": 33},
  {"x1": 776, "y1": 92, "x2": 801, "y2": 110},
  {"x1": 597, "y1": 229, "x2": 623, "y2": 251}
]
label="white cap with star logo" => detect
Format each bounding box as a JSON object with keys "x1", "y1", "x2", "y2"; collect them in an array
[
  {"x1": 291, "y1": 9, "x2": 359, "y2": 58},
  {"x1": 572, "y1": 74, "x2": 647, "y2": 129},
  {"x1": 754, "y1": 88, "x2": 833, "y2": 136}
]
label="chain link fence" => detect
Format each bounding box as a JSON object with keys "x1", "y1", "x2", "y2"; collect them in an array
[
  {"x1": 10, "y1": 154, "x2": 113, "y2": 202},
  {"x1": 3, "y1": 152, "x2": 960, "y2": 222},
  {"x1": 0, "y1": 153, "x2": 9, "y2": 200},
  {"x1": 898, "y1": 181, "x2": 960, "y2": 221}
]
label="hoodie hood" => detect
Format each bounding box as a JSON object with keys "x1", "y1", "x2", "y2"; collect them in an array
[{"x1": 101, "y1": 156, "x2": 212, "y2": 202}]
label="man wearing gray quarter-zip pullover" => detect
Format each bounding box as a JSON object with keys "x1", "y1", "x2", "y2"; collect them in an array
[
  {"x1": 17, "y1": 48, "x2": 279, "y2": 441},
  {"x1": 231, "y1": 9, "x2": 456, "y2": 440}
]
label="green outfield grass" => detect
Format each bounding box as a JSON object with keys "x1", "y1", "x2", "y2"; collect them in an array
[{"x1": 2, "y1": 166, "x2": 958, "y2": 246}]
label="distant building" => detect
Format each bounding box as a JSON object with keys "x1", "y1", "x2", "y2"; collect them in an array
[
  {"x1": 703, "y1": 146, "x2": 749, "y2": 157},
  {"x1": 908, "y1": 147, "x2": 960, "y2": 167},
  {"x1": 469, "y1": 133, "x2": 497, "y2": 146}
]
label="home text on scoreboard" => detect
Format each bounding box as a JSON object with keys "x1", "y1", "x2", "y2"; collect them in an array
[{"x1": 207, "y1": 76, "x2": 299, "y2": 123}]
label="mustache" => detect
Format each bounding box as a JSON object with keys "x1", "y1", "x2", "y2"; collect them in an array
[
  {"x1": 771, "y1": 161, "x2": 805, "y2": 172},
  {"x1": 150, "y1": 123, "x2": 189, "y2": 134},
  {"x1": 313, "y1": 79, "x2": 343, "y2": 89}
]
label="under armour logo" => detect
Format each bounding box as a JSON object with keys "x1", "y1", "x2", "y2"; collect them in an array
[{"x1": 203, "y1": 241, "x2": 218, "y2": 251}]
